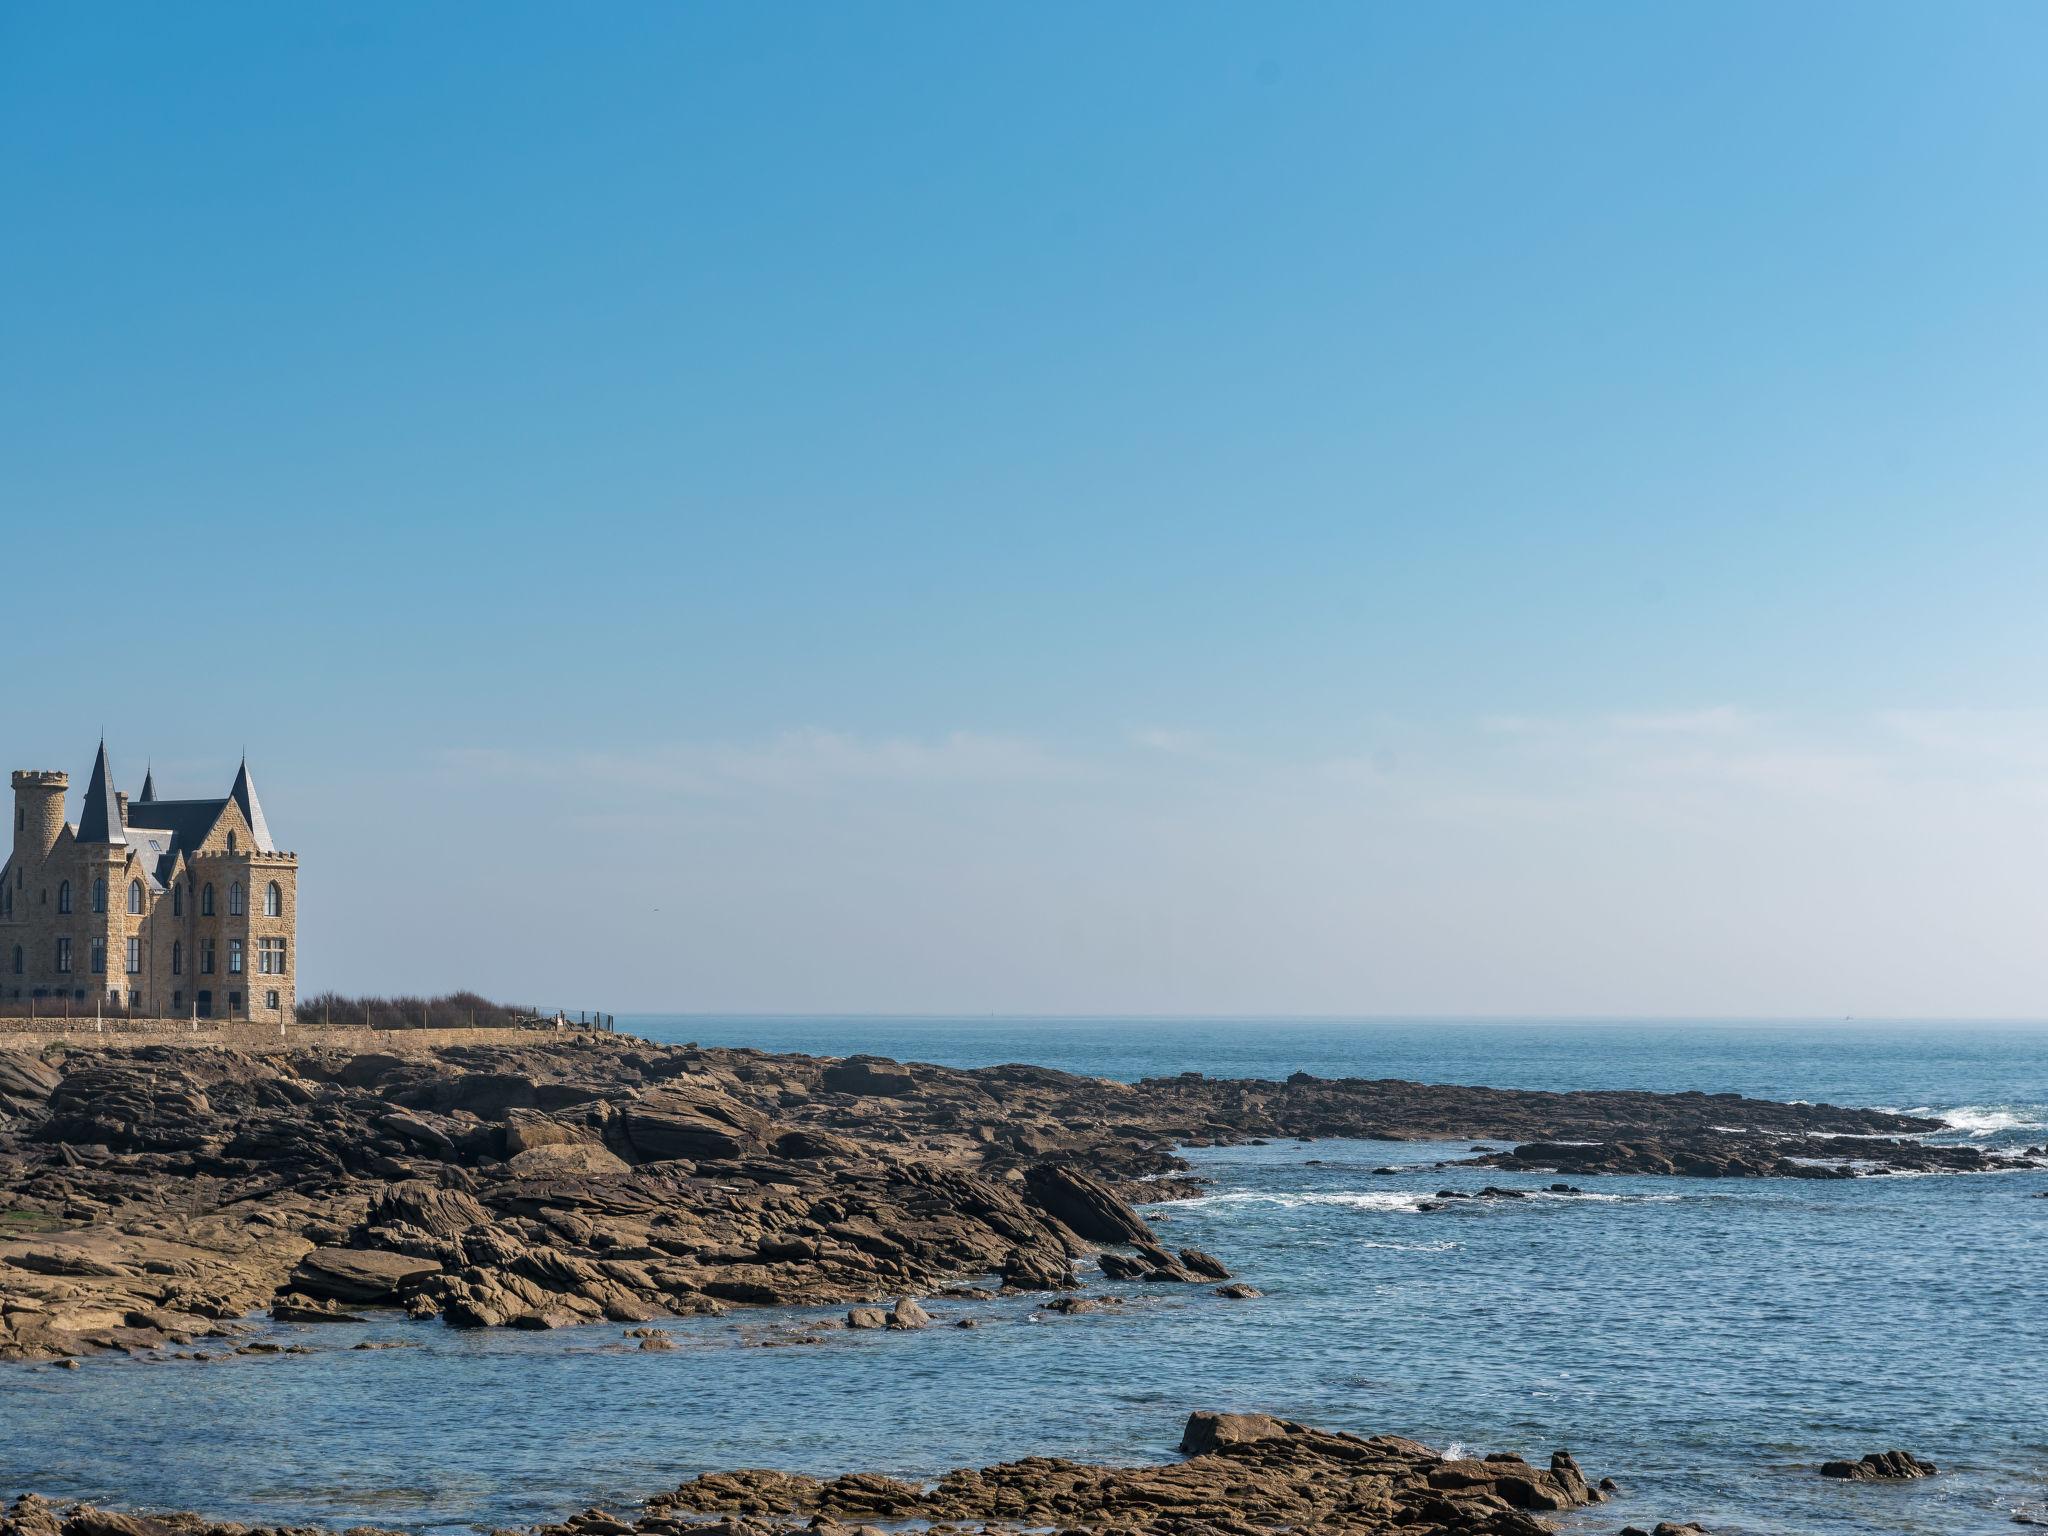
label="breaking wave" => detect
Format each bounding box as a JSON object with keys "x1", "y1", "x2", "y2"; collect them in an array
[{"x1": 1893, "y1": 1104, "x2": 2048, "y2": 1139}]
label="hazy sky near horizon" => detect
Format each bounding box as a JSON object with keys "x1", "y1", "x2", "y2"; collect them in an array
[{"x1": 6, "y1": 4, "x2": 2048, "y2": 1015}]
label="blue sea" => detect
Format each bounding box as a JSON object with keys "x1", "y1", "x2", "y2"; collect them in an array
[{"x1": 6, "y1": 1018, "x2": 2047, "y2": 1536}]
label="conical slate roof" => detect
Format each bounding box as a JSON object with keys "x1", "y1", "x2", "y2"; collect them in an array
[
  {"x1": 230, "y1": 758, "x2": 276, "y2": 853},
  {"x1": 77, "y1": 740, "x2": 127, "y2": 846},
  {"x1": 138, "y1": 764, "x2": 156, "y2": 803}
]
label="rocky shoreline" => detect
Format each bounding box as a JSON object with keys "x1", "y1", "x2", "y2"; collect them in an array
[
  {"x1": 0, "y1": 1036, "x2": 2030, "y2": 1362},
  {"x1": 2, "y1": 1412, "x2": 1620, "y2": 1536}
]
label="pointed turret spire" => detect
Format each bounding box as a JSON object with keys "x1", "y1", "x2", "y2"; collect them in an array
[
  {"x1": 139, "y1": 763, "x2": 157, "y2": 803},
  {"x1": 230, "y1": 757, "x2": 276, "y2": 852},
  {"x1": 77, "y1": 740, "x2": 128, "y2": 846}
]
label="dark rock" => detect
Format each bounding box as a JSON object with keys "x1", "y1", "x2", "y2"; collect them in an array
[
  {"x1": 270, "y1": 1295, "x2": 366, "y2": 1324},
  {"x1": 1819, "y1": 1450, "x2": 1937, "y2": 1481},
  {"x1": 1001, "y1": 1248, "x2": 1078, "y2": 1291},
  {"x1": 820, "y1": 1059, "x2": 917, "y2": 1097},
  {"x1": 1022, "y1": 1163, "x2": 1154, "y2": 1245}
]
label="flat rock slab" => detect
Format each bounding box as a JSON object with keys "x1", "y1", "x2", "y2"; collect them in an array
[{"x1": 289, "y1": 1247, "x2": 441, "y2": 1304}]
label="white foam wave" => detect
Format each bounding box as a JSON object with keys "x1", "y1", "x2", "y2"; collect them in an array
[
  {"x1": 1897, "y1": 1105, "x2": 2048, "y2": 1138},
  {"x1": 1170, "y1": 1190, "x2": 1432, "y2": 1213},
  {"x1": 1168, "y1": 1187, "x2": 1679, "y2": 1214}
]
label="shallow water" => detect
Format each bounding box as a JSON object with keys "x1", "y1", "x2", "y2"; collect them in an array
[{"x1": 5, "y1": 1017, "x2": 2046, "y2": 1535}]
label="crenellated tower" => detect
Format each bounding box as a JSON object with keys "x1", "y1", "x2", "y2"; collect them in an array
[{"x1": 11, "y1": 771, "x2": 68, "y2": 866}]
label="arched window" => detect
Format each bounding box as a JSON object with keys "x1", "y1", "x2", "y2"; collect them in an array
[
  {"x1": 57, "y1": 881, "x2": 71, "y2": 915},
  {"x1": 265, "y1": 882, "x2": 282, "y2": 918},
  {"x1": 228, "y1": 881, "x2": 244, "y2": 916},
  {"x1": 228, "y1": 831, "x2": 238, "y2": 854},
  {"x1": 92, "y1": 878, "x2": 106, "y2": 914},
  {"x1": 128, "y1": 879, "x2": 144, "y2": 915},
  {"x1": 173, "y1": 885, "x2": 183, "y2": 917},
  {"x1": 171, "y1": 940, "x2": 182, "y2": 976},
  {"x1": 202, "y1": 884, "x2": 215, "y2": 917}
]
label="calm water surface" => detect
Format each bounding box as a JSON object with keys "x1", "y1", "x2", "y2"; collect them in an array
[{"x1": 5, "y1": 1018, "x2": 2046, "y2": 1536}]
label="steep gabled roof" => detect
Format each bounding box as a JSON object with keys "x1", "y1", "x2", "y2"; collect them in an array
[
  {"x1": 76, "y1": 741, "x2": 127, "y2": 846},
  {"x1": 122, "y1": 798, "x2": 229, "y2": 883},
  {"x1": 230, "y1": 759, "x2": 276, "y2": 853}
]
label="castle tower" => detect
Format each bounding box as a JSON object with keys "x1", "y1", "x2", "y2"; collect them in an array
[{"x1": 11, "y1": 770, "x2": 68, "y2": 865}]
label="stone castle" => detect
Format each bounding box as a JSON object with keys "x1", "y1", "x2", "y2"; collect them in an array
[{"x1": 1, "y1": 743, "x2": 297, "y2": 1018}]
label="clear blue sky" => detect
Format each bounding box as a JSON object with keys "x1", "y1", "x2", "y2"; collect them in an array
[{"x1": 5, "y1": 4, "x2": 2047, "y2": 1014}]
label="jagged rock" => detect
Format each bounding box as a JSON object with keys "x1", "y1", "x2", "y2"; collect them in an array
[
  {"x1": 618, "y1": 1087, "x2": 768, "y2": 1162},
  {"x1": 1215, "y1": 1282, "x2": 1261, "y2": 1298},
  {"x1": 367, "y1": 1181, "x2": 490, "y2": 1237},
  {"x1": 1819, "y1": 1450, "x2": 1938, "y2": 1481},
  {"x1": 1022, "y1": 1163, "x2": 1154, "y2": 1245},
  {"x1": 1002, "y1": 1249, "x2": 1079, "y2": 1291}
]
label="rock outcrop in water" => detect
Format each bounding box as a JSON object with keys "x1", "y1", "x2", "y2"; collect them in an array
[
  {"x1": 0, "y1": 1414, "x2": 1612, "y2": 1535},
  {"x1": 0, "y1": 1034, "x2": 2020, "y2": 1360},
  {"x1": 1819, "y1": 1449, "x2": 1938, "y2": 1481},
  {"x1": 1467, "y1": 1134, "x2": 2022, "y2": 1179},
  {"x1": 541, "y1": 1410, "x2": 1607, "y2": 1535}
]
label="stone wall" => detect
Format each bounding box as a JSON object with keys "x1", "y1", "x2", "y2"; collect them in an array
[{"x1": 0, "y1": 1020, "x2": 611, "y2": 1052}]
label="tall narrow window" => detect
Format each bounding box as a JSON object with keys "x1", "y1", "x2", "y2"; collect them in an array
[
  {"x1": 171, "y1": 940, "x2": 183, "y2": 976},
  {"x1": 57, "y1": 881, "x2": 71, "y2": 915},
  {"x1": 200, "y1": 939, "x2": 215, "y2": 975},
  {"x1": 228, "y1": 881, "x2": 244, "y2": 917},
  {"x1": 93, "y1": 878, "x2": 106, "y2": 914},
  {"x1": 228, "y1": 938, "x2": 243, "y2": 974},
  {"x1": 128, "y1": 879, "x2": 144, "y2": 915},
  {"x1": 126, "y1": 937, "x2": 141, "y2": 974},
  {"x1": 227, "y1": 832, "x2": 238, "y2": 854},
  {"x1": 202, "y1": 884, "x2": 215, "y2": 916},
  {"x1": 55, "y1": 937, "x2": 72, "y2": 973},
  {"x1": 89, "y1": 938, "x2": 106, "y2": 975},
  {"x1": 173, "y1": 885, "x2": 183, "y2": 918},
  {"x1": 265, "y1": 882, "x2": 282, "y2": 918}
]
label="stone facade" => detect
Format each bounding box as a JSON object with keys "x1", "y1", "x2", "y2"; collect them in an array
[{"x1": 0, "y1": 744, "x2": 298, "y2": 1020}]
